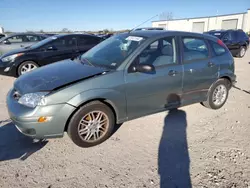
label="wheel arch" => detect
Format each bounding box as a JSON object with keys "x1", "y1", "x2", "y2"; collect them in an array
[
  {"x1": 64, "y1": 98, "x2": 118, "y2": 132},
  {"x1": 219, "y1": 76, "x2": 232, "y2": 88},
  {"x1": 16, "y1": 60, "x2": 40, "y2": 76}
]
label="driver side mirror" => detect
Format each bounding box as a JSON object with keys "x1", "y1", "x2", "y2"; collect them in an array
[
  {"x1": 3, "y1": 40, "x2": 11, "y2": 45},
  {"x1": 223, "y1": 37, "x2": 229, "y2": 42},
  {"x1": 46, "y1": 46, "x2": 57, "y2": 51},
  {"x1": 132, "y1": 64, "x2": 155, "y2": 73}
]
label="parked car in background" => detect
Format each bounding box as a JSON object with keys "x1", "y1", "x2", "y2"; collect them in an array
[
  {"x1": 0, "y1": 33, "x2": 48, "y2": 56},
  {"x1": 96, "y1": 33, "x2": 113, "y2": 40},
  {"x1": 0, "y1": 34, "x2": 102, "y2": 77},
  {"x1": 0, "y1": 34, "x2": 5, "y2": 39},
  {"x1": 134, "y1": 27, "x2": 165, "y2": 31},
  {"x1": 205, "y1": 29, "x2": 249, "y2": 58},
  {"x1": 44, "y1": 33, "x2": 57, "y2": 36},
  {"x1": 6, "y1": 30, "x2": 236, "y2": 147}
]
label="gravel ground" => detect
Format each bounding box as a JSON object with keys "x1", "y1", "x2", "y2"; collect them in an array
[{"x1": 0, "y1": 51, "x2": 250, "y2": 188}]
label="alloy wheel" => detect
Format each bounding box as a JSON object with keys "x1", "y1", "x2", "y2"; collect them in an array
[
  {"x1": 20, "y1": 63, "x2": 38, "y2": 75},
  {"x1": 240, "y1": 47, "x2": 246, "y2": 57},
  {"x1": 77, "y1": 111, "x2": 109, "y2": 142},
  {"x1": 212, "y1": 84, "x2": 227, "y2": 106}
]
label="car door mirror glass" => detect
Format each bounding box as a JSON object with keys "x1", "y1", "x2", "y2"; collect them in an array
[
  {"x1": 223, "y1": 38, "x2": 228, "y2": 42},
  {"x1": 46, "y1": 46, "x2": 57, "y2": 51},
  {"x1": 135, "y1": 64, "x2": 155, "y2": 73},
  {"x1": 3, "y1": 40, "x2": 11, "y2": 45}
]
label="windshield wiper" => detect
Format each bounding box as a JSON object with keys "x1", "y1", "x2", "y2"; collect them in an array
[{"x1": 80, "y1": 57, "x2": 95, "y2": 67}]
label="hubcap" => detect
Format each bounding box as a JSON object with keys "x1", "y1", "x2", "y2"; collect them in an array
[
  {"x1": 78, "y1": 111, "x2": 109, "y2": 142},
  {"x1": 21, "y1": 63, "x2": 37, "y2": 75},
  {"x1": 240, "y1": 48, "x2": 245, "y2": 57},
  {"x1": 212, "y1": 84, "x2": 227, "y2": 106}
]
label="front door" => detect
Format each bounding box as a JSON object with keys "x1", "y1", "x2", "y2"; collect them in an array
[
  {"x1": 124, "y1": 36, "x2": 183, "y2": 119},
  {"x1": 180, "y1": 37, "x2": 219, "y2": 104},
  {"x1": 40, "y1": 36, "x2": 78, "y2": 65}
]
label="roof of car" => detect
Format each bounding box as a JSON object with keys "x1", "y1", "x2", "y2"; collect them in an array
[
  {"x1": 5, "y1": 32, "x2": 47, "y2": 37},
  {"x1": 207, "y1": 29, "x2": 244, "y2": 32},
  {"x1": 53, "y1": 33, "x2": 101, "y2": 38},
  {"x1": 128, "y1": 30, "x2": 217, "y2": 40}
]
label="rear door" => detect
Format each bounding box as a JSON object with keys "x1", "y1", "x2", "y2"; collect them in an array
[
  {"x1": 237, "y1": 31, "x2": 249, "y2": 46},
  {"x1": 77, "y1": 35, "x2": 102, "y2": 54},
  {"x1": 181, "y1": 36, "x2": 219, "y2": 104},
  {"x1": 222, "y1": 31, "x2": 239, "y2": 53},
  {"x1": 40, "y1": 35, "x2": 78, "y2": 65}
]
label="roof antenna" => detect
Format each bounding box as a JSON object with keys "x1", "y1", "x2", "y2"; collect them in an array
[{"x1": 129, "y1": 14, "x2": 159, "y2": 33}]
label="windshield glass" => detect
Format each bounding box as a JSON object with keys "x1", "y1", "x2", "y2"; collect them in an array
[
  {"x1": 29, "y1": 35, "x2": 58, "y2": 49},
  {"x1": 80, "y1": 33, "x2": 146, "y2": 69}
]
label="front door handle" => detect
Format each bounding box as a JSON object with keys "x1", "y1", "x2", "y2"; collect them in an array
[
  {"x1": 168, "y1": 70, "x2": 178, "y2": 76},
  {"x1": 208, "y1": 62, "x2": 215, "y2": 67}
]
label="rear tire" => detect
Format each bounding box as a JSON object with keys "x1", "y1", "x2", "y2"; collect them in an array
[
  {"x1": 201, "y1": 79, "x2": 229, "y2": 110},
  {"x1": 17, "y1": 61, "x2": 39, "y2": 77},
  {"x1": 67, "y1": 101, "x2": 115, "y2": 148},
  {"x1": 237, "y1": 46, "x2": 246, "y2": 58}
]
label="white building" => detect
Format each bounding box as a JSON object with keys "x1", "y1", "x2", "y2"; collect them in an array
[
  {"x1": 152, "y1": 9, "x2": 250, "y2": 33},
  {"x1": 0, "y1": 26, "x2": 4, "y2": 34}
]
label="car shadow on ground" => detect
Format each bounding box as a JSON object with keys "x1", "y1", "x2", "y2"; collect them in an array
[
  {"x1": 158, "y1": 109, "x2": 192, "y2": 188},
  {"x1": 0, "y1": 121, "x2": 48, "y2": 162},
  {"x1": 233, "y1": 85, "x2": 250, "y2": 94}
]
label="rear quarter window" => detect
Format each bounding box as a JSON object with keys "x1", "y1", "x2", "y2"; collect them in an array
[
  {"x1": 237, "y1": 31, "x2": 248, "y2": 40},
  {"x1": 210, "y1": 41, "x2": 227, "y2": 56}
]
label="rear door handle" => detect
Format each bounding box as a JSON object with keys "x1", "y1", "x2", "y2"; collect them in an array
[
  {"x1": 208, "y1": 62, "x2": 215, "y2": 67},
  {"x1": 168, "y1": 70, "x2": 178, "y2": 76}
]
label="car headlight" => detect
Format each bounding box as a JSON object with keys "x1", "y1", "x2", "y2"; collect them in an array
[
  {"x1": 1, "y1": 53, "x2": 24, "y2": 63},
  {"x1": 18, "y1": 92, "x2": 49, "y2": 108}
]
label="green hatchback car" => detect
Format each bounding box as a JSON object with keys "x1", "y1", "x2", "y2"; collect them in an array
[{"x1": 7, "y1": 30, "x2": 236, "y2": 147}]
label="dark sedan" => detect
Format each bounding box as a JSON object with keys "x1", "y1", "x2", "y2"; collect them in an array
[{"x1": 0, "y1": 34, "x2": 103, "y2": 77}]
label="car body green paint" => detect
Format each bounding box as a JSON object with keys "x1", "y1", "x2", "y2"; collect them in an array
[{"x1": 6, "y1": 30, "x2": 236, "y2": 139}]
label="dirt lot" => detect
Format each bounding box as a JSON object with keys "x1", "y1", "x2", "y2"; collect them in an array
[{"x1": 0, "y1": 51, "x2": 250, "y2": 188}]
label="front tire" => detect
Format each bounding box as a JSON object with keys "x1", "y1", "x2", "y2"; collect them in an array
[
  {"x1": 17, "y1": 61, "x2": 39, "y2": 77},
  {"x1": 67, "y1": 101, "x2": 115, "y2": 148},
  {"x1": 201, "y1": 79, "x2": 229, "y2": 110}
]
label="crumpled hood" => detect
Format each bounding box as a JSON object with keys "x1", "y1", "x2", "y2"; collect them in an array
[{"x1": 14, "y1": 59, "x2": 107, "y2": 94}]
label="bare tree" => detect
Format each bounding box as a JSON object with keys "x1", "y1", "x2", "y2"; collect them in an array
[
  {"x1": 61, "y1": 28, "x2": 71, "y2": 33},
  {"x1": 159, "y1": 12, "x2": 173, "y2": 21}
]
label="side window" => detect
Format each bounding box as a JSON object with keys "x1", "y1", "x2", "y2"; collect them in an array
[
  {"x1": 78, "y1": 36, "x2": 101, "y2": 46},
  {"x1": 45, "y1": 36, "x2": 77, "y2": 50},
  {"x1": 137, "y1": 36, "x2": 176, "y2": 66},
  {"x1": 237, "y1": 31, "x2": 248, "y2": 40},
  {"x1": 7, "y1": 35, "x2": 24, "y2": 43},
  {"x1": 26, "y1": 35, "x2": 40, "y2": 42},
  {"x1": 211, "y1": 41, "x2": 226, "y2": 56},
  {"x1": 182, "y1": 37, "x2": 209, "y2": 62},
  {"x1": 150, "y1": 41, "x2": 159, "y2": 49}
]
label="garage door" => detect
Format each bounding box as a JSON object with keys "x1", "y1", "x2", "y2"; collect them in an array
[
  {"x1": 158, "y1": 24, "x2": 166, "y2": 29},
  {"x1": 221, "y1": 19, "x2": 238, "y2": 30},
  {"x1": 192, "y1": 22, "x2": 205, "y2": 33}
]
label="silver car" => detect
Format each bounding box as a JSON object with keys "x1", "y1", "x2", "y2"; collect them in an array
[{"x1": 0, "y1": 33, "x2": 47, "y2": 56}]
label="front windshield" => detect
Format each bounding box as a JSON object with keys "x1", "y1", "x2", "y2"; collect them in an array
[
  {"x1": 29, "y1": 35, "x2": 58, "y2": 49},
  {"x1": 80, "y1": 33, "x2": 146, "y2": 69}
]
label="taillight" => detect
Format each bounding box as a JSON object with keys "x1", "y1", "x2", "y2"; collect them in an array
[{"x1": 217, "y1": 39, "x2": 226, "y2": 47}]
